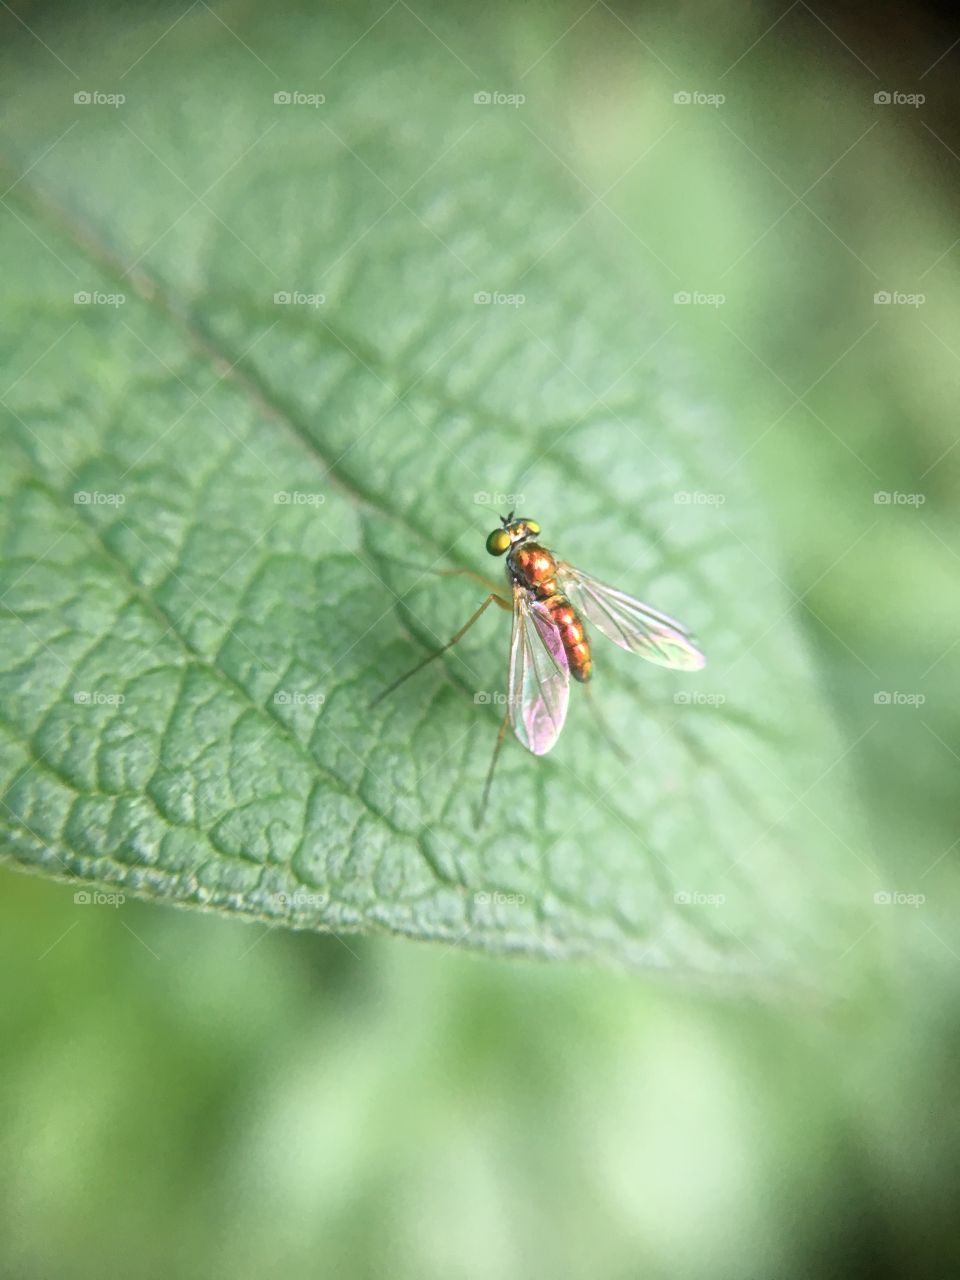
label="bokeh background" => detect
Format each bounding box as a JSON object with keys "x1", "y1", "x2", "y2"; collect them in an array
[{"x1": 2, "y1": 0, "x2": 959, "y2": 1276}]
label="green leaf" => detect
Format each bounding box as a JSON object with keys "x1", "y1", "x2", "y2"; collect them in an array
[{"x1": 0, "y1": 0, "x2": 873, "y2": 987}]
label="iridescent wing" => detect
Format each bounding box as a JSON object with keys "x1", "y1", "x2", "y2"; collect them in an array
[
  {"x1": 508, "y1": 582, "x2": 570, "y2": 755},
  {"x1": 557, "y1": 562, "x2": 706, "y2": 671}
]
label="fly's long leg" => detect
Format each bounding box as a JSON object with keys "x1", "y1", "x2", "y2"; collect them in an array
[
  {"x1": 583, "y1": 684, "x2": 629, "y2": 764},
  {"x1": 435, "y1": 567, "x2": 504, "y2": 593},
  {"x1": 377, "y1": 556, "x2": 504, "y2": 594},
  {"x1": 372, "y1": 591, "x2": 512, "y2": 706},
  {"x1": 476, "y1": 709, "x2": 510, "y2": 829}
]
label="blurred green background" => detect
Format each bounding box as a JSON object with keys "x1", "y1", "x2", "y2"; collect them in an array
[{"x1": 2, "y1": 0, "x2": 960, "y2": 1276}]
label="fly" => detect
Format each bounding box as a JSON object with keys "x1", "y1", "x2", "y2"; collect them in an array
[{"x1": 375, "y1": 513, "x2": 705, "y2": 826}]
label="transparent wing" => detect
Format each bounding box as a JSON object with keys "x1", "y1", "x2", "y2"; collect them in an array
[
  {"x1": 557, "y1": 562, "x2": 706, "y2": 671},
  {"x1": 508, "y1": 583, "x2": 570, "y2": 755}
]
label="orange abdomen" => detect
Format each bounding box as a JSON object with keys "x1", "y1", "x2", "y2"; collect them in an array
[
  {"x1": 544, "y1": 594, "x2": 592, "y2": 683},
  {"x1": 511, "y1": 543, "x2": 592, "y2": 683}
]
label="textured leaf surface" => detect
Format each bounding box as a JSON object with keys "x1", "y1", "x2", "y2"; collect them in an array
[{"x1": 0, "y1": 0, "x2": 873, "y2": 985}]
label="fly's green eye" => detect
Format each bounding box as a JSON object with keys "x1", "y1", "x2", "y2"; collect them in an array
[
  {"x1": 526, "y1": 520, "x2": 540, "y2": 535},
  {"x1": 486, "y1": 529, "x2": 511, "y2": 556}
]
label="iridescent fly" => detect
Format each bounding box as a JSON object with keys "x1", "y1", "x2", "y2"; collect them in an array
[{"x1": 376, "y1": 513, "x2": 705, "y2": 824}]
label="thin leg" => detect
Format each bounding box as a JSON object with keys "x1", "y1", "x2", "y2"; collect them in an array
[
  {"x1": 378, "y1": 555, "x2": 503, "y2": 594},
  {"x1": 476, "y1": 710, "x2": 511, "y2": 829},
  {"x1": 583, "y1": 684, "x2": 629, "y2": 763},
  {"x1": 435, "y1": 566, "x2": 504, "y2": 593},
  {"x1": 372, "y1": 591, "x2": 512, "y2": 706}
]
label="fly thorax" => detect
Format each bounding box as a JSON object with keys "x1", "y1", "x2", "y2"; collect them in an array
[{"x1": 509, "y1": 542, "x2": 557, "y2": 594}]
